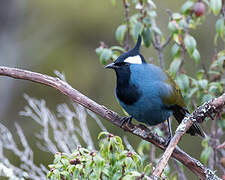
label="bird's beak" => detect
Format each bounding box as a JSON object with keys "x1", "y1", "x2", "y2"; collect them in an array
[{"x1": 105, "y1": 63, "x2": 116, "y2": 69}]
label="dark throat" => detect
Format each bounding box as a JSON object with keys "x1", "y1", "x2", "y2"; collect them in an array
[{"x1": 115, "y1": 66, "x2": 141, "y2": 105}]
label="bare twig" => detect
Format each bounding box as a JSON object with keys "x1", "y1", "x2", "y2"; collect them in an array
[
  {"x1": 161, "y1": 34, "x2": 172, "y2": 49},
  {"x1": 151, "y1": 23, "x2": 172, "y2": 69},
  {"x1": 73, "y1": 103, "x2": 94, "y2": 149},
  {"x1": 0, "y1": 66, "x2": 221, "y2": 179},
  {"x1": 122, "y1": 0, "x2": 130, "y2": 50},
  {"x1": 123, "y1": 136, "x2": 135, "y2": 152},
  {"x1": 87, "y1": 109, "x2": 108, "y2": 132},
  {"x1": 151, "y1": 19, "x2": 165, "y2": 69},
  {"x1": 217, "y1": 141, "x2": 225, "y2": 149},
  {"x1": 152, "y1": 94, "x2": 225, "y2": 179},
  {"x1": 150, "y1": 144, "x2": 155, "y2": 163},
  {"x1": 0, "y1": 123, "x2": 46, "y2": 179}
]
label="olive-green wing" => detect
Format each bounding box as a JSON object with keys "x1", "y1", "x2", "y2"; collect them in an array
[{"x1": 160, "y1": 72, "x2": 186, "y2": 108}]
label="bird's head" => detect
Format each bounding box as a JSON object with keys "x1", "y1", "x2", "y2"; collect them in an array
[{"x1": 105, "y1": 35, "x2": 146, "y2": 71}]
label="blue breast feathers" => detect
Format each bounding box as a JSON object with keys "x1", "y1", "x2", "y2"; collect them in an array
[{"x1": 116, "y1": 63, "x2": 173, "y2": 125}]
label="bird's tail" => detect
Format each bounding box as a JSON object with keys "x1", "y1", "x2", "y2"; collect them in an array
[{"x1": 173, "y1": 106, "x2": 205, "y2": 138}]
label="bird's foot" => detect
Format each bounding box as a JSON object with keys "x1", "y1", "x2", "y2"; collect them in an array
[
  {"x1": 164, "y1": 135, "x2": 172, "y2": 147},
  {"x1": 120, "y1": 116, "x2": 133, "y2": 127}
]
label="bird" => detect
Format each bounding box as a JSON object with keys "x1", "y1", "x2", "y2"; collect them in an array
[{"x1": 105, "y1": 35, "x2": 205, "y2": 144}]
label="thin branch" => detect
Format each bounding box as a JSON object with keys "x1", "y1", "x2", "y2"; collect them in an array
[
  {"x1": 87, "y1": 109, "x2": 108, "y2": 132},
  {"x1": 161, "y1": 34, "x2": 172, "y2": 49},
  {"x1": 217, "y1": 141, "x2": 225, "y2": 149},
  {"x1": 123, "y1": 0, "x2": 130, "y2": 50},
  {"x1": 123, "y1": 136, "x2": 135, "y2": 152},
  {"x1": 152, "y1": 95, "x2": 225, "y2": 179},
  {"x1": 0, "y1": 66, "x2": 221, "y2": 179},
  {"x1": 150, "y1": 16, "x2": 165, "y2": 69},
  {"x1": 150, "y1": 144, "x2": 155, "y2": 163}
]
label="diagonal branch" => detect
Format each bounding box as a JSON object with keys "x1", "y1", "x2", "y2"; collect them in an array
[
  {"x1": 0, "y1": 66, "x2": 221, "y2": 179},
  {"x1": 152, "y1": 95, "x2": 225, "y2": 179}
]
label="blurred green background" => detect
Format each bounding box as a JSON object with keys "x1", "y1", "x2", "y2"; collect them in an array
[{"x1": 0, "y1": 0, "x2": 220, "y2": 179}]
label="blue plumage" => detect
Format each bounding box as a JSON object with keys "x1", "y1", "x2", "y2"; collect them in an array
[
  {"x1": 105, "y1": 35, "x2": 204, "y2": 140},
  {"x1": 118, "y1": 63, "x2": 173, "y2": 126}
]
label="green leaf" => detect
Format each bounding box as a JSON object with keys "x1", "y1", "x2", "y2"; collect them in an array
[
  {"x1": 100, "y1": 49, "x2": 113, "y2": 64},
  {"x1": 214, "y1": 33, "x2": 219, "y2": 45},
  {"x1": 208, "y1": 70, "x2": 221, "y2": 76},
  {"x1": 196, "y1": 69, "x2": 205, "y2": 80},
  {"x1": 169, "y1": 58, "x2": 181, "y2": 76},
  {"x1": 98, "y1": 132, "x2": 110, "y2": 139},
  {"x1": 142, "y1": 27, "x2": 152, "y2": 47},
  {"x1": 216, "y1": 18, "x2": 224, "y2": 35},
  {"x1": 54, "y1": 154, "x2": 62, "y2": 164},
  {"x1": 137, "y1": 140, "x2": 150, "y2": 156},
  {"x1": 144, "y1": 164, "x2": 152, "y2": 175},
  {"x1": 171, "y1": 44, "x2": 180, "y2": 58},
  {"x1": 110, "y1": 46, "x2": 126, "y2": 52},
  {"x1": 95, "y1": 47, "x2": 104, "y2": 57},
  {"x1": 208, "y1": 84, "x2": 218, "y2": 93},
  {"x1": 115, "y1": 24, "x2": 127, "y2": 45},
  {"x1": 176, "y1": 74, "x2": 189, "y2": 91},
  {"x1": 60, "y1": 171, "x2": 70, "y2": 177},
  {"x1": 61, "y1": 158, "x2": 70, "y2": 166},
  {"x1": 217, "y1": 55, "x2": 225, "y2": 68},
  {"x1": 211, "y1": 82, "x2": 223, "y2": 93},
  {"x1": 184, "y1": 34, "x2": 197, "y2": 54},
  {"x1": 216, "y1": 18, "x2": 224, "y2": 40},
  {"x1": 210, "y1": 0, "x2": 222, "y2": 15},
  {"x1": 115, "y1": 136, "x2": 124, "y2": 151},
  {"x1": 53, "y1": 169, "x2": 60, "y2": 179},
  {"x1": 192, "y1": 49, "x2": 200, "y2": 63},
  {"x1": 201, "y1": 94, "x2": 214, "y2": 103},
  {"x1": 173, "y1": 34, "x2": 181, "y2": 44},
  {"x1": 187, "y1": 87, "x2": 198, "y2": 98},
  {"x1": 181, "y1": 1, "x2": 194, "y2": 14},
  {"x1": 147, "y1": 10, "x2": 157, "y2": 18},
  {"x1": 112, "y1": 53, "x2": 119, "y2": 61},
  {"x1": 198, "y1": 79, "x2": 208, "y2": 89},
  {"x1": 47, "y1": 171, "x2": 52, "y2": 178},
  {"x1": 131, "y1": 21, "x2": 144, "y2": 39},
  {"x1": 168, "y1": 21, "x2": 178, "y2": 33},
  {"x1": 172, "y1": 13, "x2": 182, "y2": 20},
  {"x1": 178, "y1": 19, "x2": 188, "y2": 30},
  {"x1": 200, "y1": 146, "x2": 212, "y2": 165}
]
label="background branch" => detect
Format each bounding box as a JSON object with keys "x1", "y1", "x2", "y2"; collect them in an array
[
  {"x1": 0, "y1": 66, "x2": 221, "y2": 179},
  {"x1": 152, "y1": 94, "x2": 225, "y2": 179}
]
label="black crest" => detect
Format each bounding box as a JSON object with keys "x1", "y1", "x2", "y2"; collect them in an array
[{"x1": 133, "y1": 35, "x2": 142, "y2": 53}]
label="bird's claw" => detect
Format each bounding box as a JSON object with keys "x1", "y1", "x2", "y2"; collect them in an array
[
  {"x1": 164, "y1": 135, "x2": 172, "y2": 147},
  {"x1": 120, "y1": 116, "x2": 132, "y2": 127}
]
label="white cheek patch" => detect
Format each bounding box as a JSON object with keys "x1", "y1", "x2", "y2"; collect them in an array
[{"x1": 124, "y1": 55, "x2": 142, "y2": 64}]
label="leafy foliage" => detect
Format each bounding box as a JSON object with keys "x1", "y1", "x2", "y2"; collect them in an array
[{"x1": 47, "y1": 132, "x2": 153, "y2": 180}]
